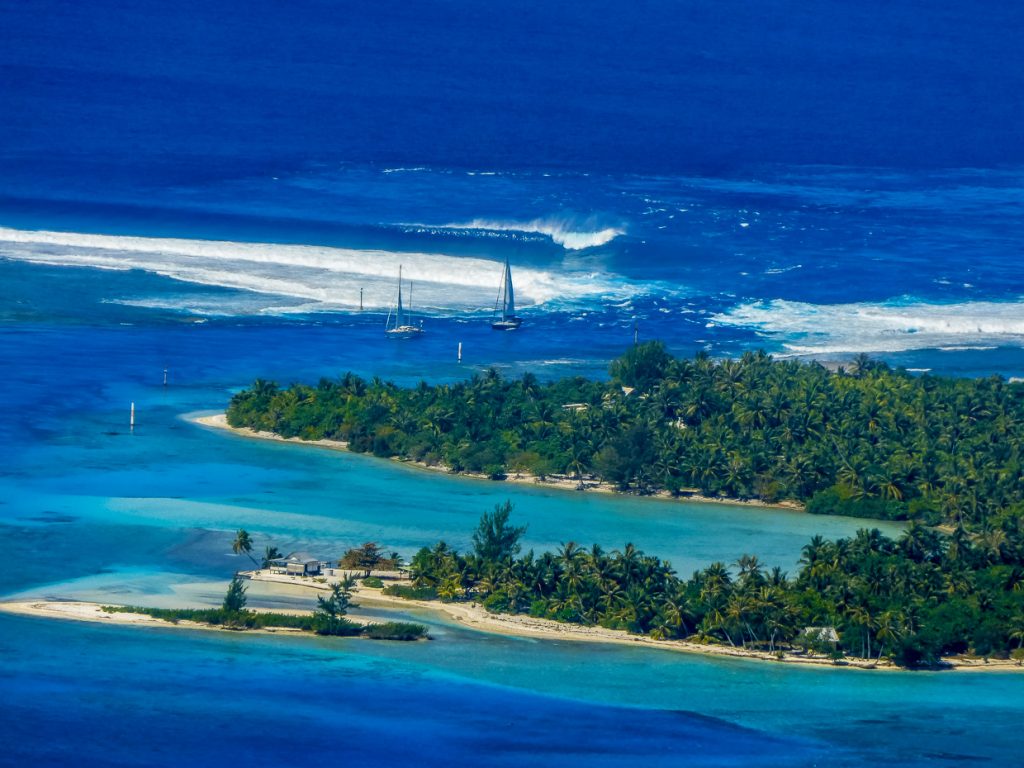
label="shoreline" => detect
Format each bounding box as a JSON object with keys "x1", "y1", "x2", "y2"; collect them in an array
[
  {"x1": 249, "y1": 572, "x2": 1024, "y2": 672},
  {"x1": 0, "y1": 598, "x2": 407, "y2": 640},
  {"x1": 230, "y1": 570, "x2": 1024, "y2": 673},
  {"x1": 192, "y1": 413, "x2": 803, "y2": 513},
  {"x1": 7, "y1": 583, "x2": 1021, "y2": 673}
]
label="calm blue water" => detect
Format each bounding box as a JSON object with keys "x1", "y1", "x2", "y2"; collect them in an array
[{"x1": 2, "y1": 1, "x2": 1023, "y2": 765}]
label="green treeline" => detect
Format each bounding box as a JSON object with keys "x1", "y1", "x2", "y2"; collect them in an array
[
  {"x1": 227, "y1": 344, "x2": 1024, "y2": 525},
  {"x1": 405, "y1": 504, "x2": 1024, "y2": 668},
  {"x1": 102, "y1": 604, "x2": 323, "y2": 630},
  {"x1": 105, "y1": 576, "x2": 428, "y2": 641}
]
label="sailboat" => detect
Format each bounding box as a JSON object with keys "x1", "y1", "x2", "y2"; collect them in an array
[
  {"x1": 385, "y1": 265, "x2": 424, "y2": 339},
  {"x1": 490, "y1": 256, "x2": 522, "y2": 330}
]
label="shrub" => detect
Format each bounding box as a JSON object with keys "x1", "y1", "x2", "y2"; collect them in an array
[
  {"x1": 363, "y1": 622, "x2": 429, "y2": 641},
  {"x1": 102, "y1": 606, "x2": 315, "y2": 631},
  {"x1": 806, "y1": 486, "x2": 907, "y2": 520},
  {"x1": 362, "y1": 576, "x2": 384, "y2": 588},
  {"x1": 528, "y1": 599, "x2": 549, "y2": 618},
  {"x1": 382, "y1": 584, "x2": 438, "y2": 600},
  {"x1": 313, "y1": 617, "x2": 362, "y2": 636},
  {"x1": 481, "y1": 591, "x2": 512, "y2": 613}
]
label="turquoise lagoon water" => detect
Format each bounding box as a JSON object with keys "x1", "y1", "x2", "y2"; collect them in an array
[
  {"x1": 4, "y1": 1, "x2": 1024, "y2": 761},
  {"x1": 1, "y1": 266, "x2": 1021, "y2": 767}
]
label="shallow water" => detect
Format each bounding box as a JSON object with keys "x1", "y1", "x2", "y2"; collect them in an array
[
  {"x1": 1, "y1": 295, "x2": 1020, "y2": 767},
  {"x1": 3, "y1": 1, "x2": 1024, "y2": 763}
]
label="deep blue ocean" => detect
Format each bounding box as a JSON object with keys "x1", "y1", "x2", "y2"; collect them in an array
[{"x1": 2, "y1": 1, "x2": 1024, "y2": 765}]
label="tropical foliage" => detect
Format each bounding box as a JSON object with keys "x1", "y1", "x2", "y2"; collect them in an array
[
  {"x1": 231, "y1": 529, "x2": 258, "y2": 565},
  {"x1": 310, "y1": 576, "x2": 357, "y2": 634},
  {"x1": 401, "y1": 507, "x2": 1024, "y2": 667},
  {"x1": 227, "y1": 345, "x2": 1024, "y2": 525},
  {"x1": 338, "y1": 543, "x2": 402, "y2": 577},
  {"x1": 222, "y1": 574, "x2": 248, "y2": 612},
  {"x1": 363, "y1": 622, "x2": 430, "y2": 640},
  {"x1": 107, "y1": 577, "x2": 428, "y2": 640}
]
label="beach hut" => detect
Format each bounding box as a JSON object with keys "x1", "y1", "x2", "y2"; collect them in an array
[
  {"x1": 801, "y1": 626, "x2": 840, "y2": 645},
  {"x1": 267, "y1": 552, "x2": 323, "y2": 577}
]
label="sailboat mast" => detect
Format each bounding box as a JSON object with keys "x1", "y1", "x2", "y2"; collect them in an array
[
  {"x1": 489, "y1": 255, "x2": 522, "y2": 330},
  {"x1": 500, "y1": 260, "x2": 507, "y2": 315},
  {"x1": 396, "y1": 264, "x2": 404, "y2": 322}
]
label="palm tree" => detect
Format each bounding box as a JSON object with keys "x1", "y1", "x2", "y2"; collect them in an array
[
  {"x1": 261, "y1": 545, "x2": 282, "y2": 568},
  {"x1": 616, "y1": 543, "x2": 643, "y2": 586},
  {"x1": 1007, "y1": 614, "x2": 1024, "y2": 649},
  {"x1": 251, "y1": 378, "x2": 278, "y2": 399},
  {"x1": 231, "y1": 529, "x2": 258, "y2": 566},
  {"x1": 874, "y1": 610, "x2": 903, "y2": 661},
  {"x1": 597, "y1": 579, "x2": 624, "y2": 614},
  {"x1": 616, "y1": 585, "x2": 653, "y2": 632},
  {"x1": 734, "y1": 554, "x2": 764, "y2": 588},
  {"x1": 846, "y1": 604, "x2": 875, "y2": 659},
  {"x1": 659, "y1": 593, "x2": 691, "y2": 638},
  {"x1": 973, "y1": 527, "x2": 1008, "y2": 564}
]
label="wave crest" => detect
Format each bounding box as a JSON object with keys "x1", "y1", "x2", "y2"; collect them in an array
[
  {"x1": 0, "y1": 227, "x2": 646, "y2": 316},
  {"x1": 425, "y1": 217, "x2": 624, "y2": 250},
  {"x1": 712, "y1": 297, "x2": 1024, "y2": 355}
]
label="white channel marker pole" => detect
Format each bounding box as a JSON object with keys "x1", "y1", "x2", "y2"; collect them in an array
[
  {"x1": 458, "y1": 342, "x2": 462, "y2": 363},
  {"x1": 130, "y1": 401, "x2": 135, "y2": 431}
]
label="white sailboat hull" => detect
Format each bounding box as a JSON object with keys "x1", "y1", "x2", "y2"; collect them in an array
[
  {"x1": 386, "y1": 325, "x2": 424, "y2": 339},
  {"x1": 386, "y1": 264, "x2": 423, "y2": 338},
  {"x1": 490, "y1": 318, "x2": 522, "y2": 331}
]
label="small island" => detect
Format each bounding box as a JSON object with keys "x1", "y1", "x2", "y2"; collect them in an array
[
  {"x1": 10, "y1": 501, "x2": 1024, "y2": 670},
  {"x1": 224, "y1": 344, "x2": 1024, "y2": 526},
  {"x1": 2, "y1": 573, "x2": 428, "y2": 643},
  {"x1": 208, "y1": 346, "x2": 1024, "y2": 669}
]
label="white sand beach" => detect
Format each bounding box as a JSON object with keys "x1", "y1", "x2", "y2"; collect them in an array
[
  {"x1": 6, "y1": 588, "x2": 1020, "y2": 672},
  {"x1": 193, "y1": 413, "x2": 803, "y2": 512}
]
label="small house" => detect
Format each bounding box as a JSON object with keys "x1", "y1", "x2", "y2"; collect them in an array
[
  {"x1": 801, "y1": 626, "x2": 840, "y2": 645},
  {"x1": 268, "y1": 552, "x2": 323, "y2": 577}
]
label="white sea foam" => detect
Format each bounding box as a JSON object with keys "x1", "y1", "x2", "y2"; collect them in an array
[
  {"x1": 712, "y1": 297, "x2": 1024, "y2": 355},
  {"x1": 0, "y1": 227, "x2": 649, "y2": 316},
  {"x1": 431, "y1": 217, "x2": 624, "y2": 250}
]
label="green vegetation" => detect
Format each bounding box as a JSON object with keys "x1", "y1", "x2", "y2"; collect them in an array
[
  {"x1": 261, "y1": 545, "x2": 283, "y2": 568},
  {"x1": 473, "y1": 501, "x2": 527, "y2": 562},
  {"x1": 362, "y1": 576, "x2": 385, "y2": 588},
  {"x1": 101, "y1": 604, "x2": 317, "y2": 630},
  {"x1": 338, "y1": 542, "x2": 402, "y2": 577},
  {"x1": 382, "y1": 584, "x2": 439, "y2": 601},
  {"x1": 224, "y1": 347, "x2": 1024, "y2": 666},
  {"x1": 106, "y1": 577, "x2": 427, "y2": 641},
  {"x1": 222, "y1": 574, "x2": 248, "y2": 612},
  {"x1": 232, "y1": 528, "x2": 258, "y2": 566},
  {"x1": 404, "y1": 505, "x2": 1024, "y2": 668},
  {"x1": 227, "y1": 345, "x2": 1024, "y2": 525},
  {"x1": 363, "y1": 622, "x2": 430, "y2": 640},
  {"x1": 312, "y1": 576, "x2": 361, "y2": 635}
]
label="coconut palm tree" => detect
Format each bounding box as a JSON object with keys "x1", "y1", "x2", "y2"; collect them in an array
[
  {"x1": 231, "y1": 529, "x2": 258, "y2": 566},
  {"x1": 261, "y1": 545, "x2": 282, "y2": 568},
  {"x1": 874, "y1": 610, "x2": 904, "y2": 661}
]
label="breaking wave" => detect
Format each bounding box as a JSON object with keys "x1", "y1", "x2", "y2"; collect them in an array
[
  {"x1": 0, "y1": 227, "x2": 648, "y2": 316},
  {"x1": 423, "y1": 217, "x2": 624, "y2": 250},
  {"x1": 712, "y1": 297, "x2": 1024, "y2": 355}
]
